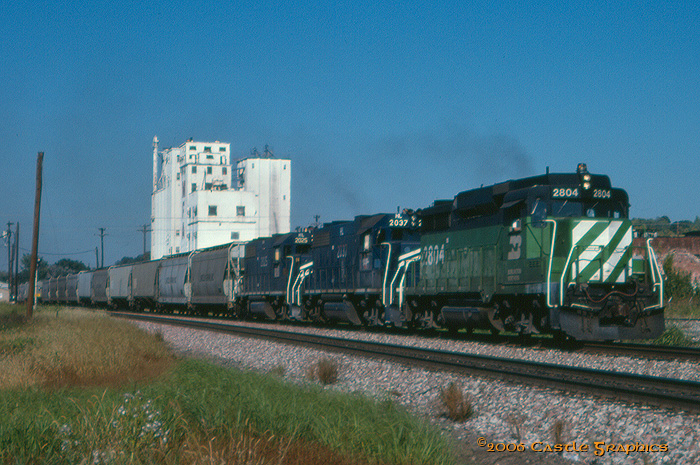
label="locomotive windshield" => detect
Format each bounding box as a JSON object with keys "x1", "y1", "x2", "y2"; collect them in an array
[
  {"x1": 531, "y1": 194, "x2": 629, "y2": 221},
  {"x1": 551, "y1": 199, "x2": 627, "y2": 218}
]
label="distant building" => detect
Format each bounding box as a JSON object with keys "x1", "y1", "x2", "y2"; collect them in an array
[
  {"x1": 0, "y1": 282, "x2": 8, "y2": 303},
  {"x1": 151, "y1": 137, "x2": 291, "y2": 259}
]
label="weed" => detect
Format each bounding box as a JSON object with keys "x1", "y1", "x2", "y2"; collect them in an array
[
  {"x1": 551, "y1": 419, "x2": 567, "y2": 444},
  {"x1": 665, "y1": 298, "x2": 700, "y2": 318},
  {"x1": 307, "y1": 357, "x2": 339, "y2": 385},
  {"x1": 506, "y1": 413, "x2": 526, "y2": 442},
  {"x1": 0, "y1": 305, "x2": 26, "y2": 331},
  {"x1": 437, "y1": 382, "x2": 474, "y2": 422},
  {"x1": 317, "y1": 357, "x2": 339, "y2": 385},
  {"x1": 269, "y1": 364, "x2": 286, "y2": 377},
  {"x1": 653, "y1": 326, "x2": 696, "y2": 347},
  {"x1": 0, "y1": 336, "x2": 34, "y2": 355}
]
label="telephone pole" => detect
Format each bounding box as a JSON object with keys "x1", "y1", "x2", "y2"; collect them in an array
[
  {"x1": 13, "y1": 223, "x2": 19, "y2": 300},
  {"x1": 26, "y1": 152, "x2": 43, "y2": 319},
  {"x1": 6, "y1": 222, "x2": 13, "y2": 301},
  {"x1": 98, "y1": 228, "x2": 107, "y2": 268},
  {"x1": 138, "y1": 224, "x2": 151, "y2": 257}
]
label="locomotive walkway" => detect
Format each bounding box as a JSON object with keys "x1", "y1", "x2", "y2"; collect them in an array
[{"x1": 111, "y1": 311, "x2": 700, "y2": 413}]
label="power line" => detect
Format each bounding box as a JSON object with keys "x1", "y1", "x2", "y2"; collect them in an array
[{"x1": 19, "y1": 247, "x2": 95, "y2": 256}]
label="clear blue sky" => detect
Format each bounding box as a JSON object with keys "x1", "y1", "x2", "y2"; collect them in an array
[{"x1": 1, "y1": 0, "x2": 698, "y2": 269}]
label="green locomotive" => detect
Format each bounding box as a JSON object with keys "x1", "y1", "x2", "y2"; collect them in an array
[{"x1": 392, "y1": 164, "x2": 664, "y2": 340}]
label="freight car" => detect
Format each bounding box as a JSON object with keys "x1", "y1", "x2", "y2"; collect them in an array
[{"x1": 28, "y1": 164, "x2": 664, "y2": 341}]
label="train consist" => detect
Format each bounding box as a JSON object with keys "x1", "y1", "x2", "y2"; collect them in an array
[{"x1": 23, "y1": 164, "x2": 665, "y2": 340}]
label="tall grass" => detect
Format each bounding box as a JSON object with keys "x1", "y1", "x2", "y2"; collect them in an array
[
  {"x1": 0, "y1": 305, "x2": 174, "y2": 389},
  {"x1": 665, "y1": 298, "x2": 700, "y2": 319}
]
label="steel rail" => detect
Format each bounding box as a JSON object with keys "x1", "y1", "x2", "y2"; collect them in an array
[
  {"x1": 578, "y1": 341, "x2": 700, "y2": 362},
  {"x1": 111, "y1": 311, "x2": 700, "y2": 413}
]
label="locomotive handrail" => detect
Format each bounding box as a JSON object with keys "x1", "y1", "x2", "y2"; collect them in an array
[
  {"x1": 388, "y1": 248, "x2": 421, "y2": 307},
  {"x1": 545, "y1": 219, "x2": 557, "y2": 308},
  {"x1": 381, "y1": 242, "x2": 392, "y2": 307},
  {"x1": 286, "y1": 256, "x2": 296, "y2": 306},
  {"x1": 397, "y1": 252, "x2": 421, "y2": 308},
  {"x1": 388, "y1": 261, "x2": 405, "y2": 307},
  {"x1": 291, "y1": 261, "x2": 313, "y2": 305},
  {"x1": 560, "y1": 243, "x2": 578, "y2": 307},
  {"x1": 646, "y1": 239, "x2": 664, "y2": 309}
]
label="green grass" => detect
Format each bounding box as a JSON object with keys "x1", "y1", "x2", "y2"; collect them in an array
[
  {"x1": 652, "y1": 325, "x2": 697, "y2": 347},
  {"x1": 0, "y1": 304, "x2": 455, "y2": 465},
  {"x1": 664, "y1": 298, "x2": 700, "y2": 319}
]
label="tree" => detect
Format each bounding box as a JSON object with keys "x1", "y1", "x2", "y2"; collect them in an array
[
  {"x1": 53, "y1": 258, "x2": 89, "y2": 275},
  {"x1": 115, "y1": 253, "x2": 150, "y2": 266},
  {"x1": 18, "y1": 254, "x2": 49, "y2": 283},
  {"x1": 16, "y1": 255, "x2": 90, "y2": 283}
]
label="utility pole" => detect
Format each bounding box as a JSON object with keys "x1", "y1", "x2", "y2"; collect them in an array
[
  {"x1": 26, "y1": 152, "x2": 43, "y2": 319},
  {"x1": 98, "y1": 228, "x2": 106, "y2": 268},
  {"x1": 13, "y1": 223, "x2": 19, "y2": 301},
  {"x1": 138, "y1": 224, "x2": 151, "y2": 257},
  {"x1": 6, "y1": 222, "x2": 13, "y2": 302},
  {"x1": 95, "y1": 247, "x2": 99, "y2": 269}
]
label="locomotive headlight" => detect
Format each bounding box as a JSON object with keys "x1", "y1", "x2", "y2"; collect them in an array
[
  {"x1": 578, "y1": 165, "x2": 592, "y2": 190},
  {"x1": 582, "y1": 174, "x2": 591, "y2": 190}
]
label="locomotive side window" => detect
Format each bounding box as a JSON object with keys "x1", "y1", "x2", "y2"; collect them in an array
[{"x1": 530, "y1": 198, "x2": 547, "y2": 225}]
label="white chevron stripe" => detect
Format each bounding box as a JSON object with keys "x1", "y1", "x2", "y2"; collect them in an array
[
  {"x1": 570, "y1": 220, "x2": 630, "y2": 282},
  {"x1": 604, "y1": 227, "x2": 632, "y2": 282}
]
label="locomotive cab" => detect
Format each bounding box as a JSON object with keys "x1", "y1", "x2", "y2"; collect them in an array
[{"x1": 502, "y1": 168, "x2": 665, "y2": 340}]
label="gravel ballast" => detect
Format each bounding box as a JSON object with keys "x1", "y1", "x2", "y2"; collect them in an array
[{"x1": 131, "y1": 318, "x2": 700, "y2": 465}]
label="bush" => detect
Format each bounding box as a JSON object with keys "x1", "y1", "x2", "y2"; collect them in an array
[
  {"x1": 307, "y1": 357, "x2": 339, "y2": 385},
  {"x1": 663, "y1": 255, "x2": 697, "y2": 300},
  {"x1": 437, "y1": 382, "x2": 473, "y2": 422}
]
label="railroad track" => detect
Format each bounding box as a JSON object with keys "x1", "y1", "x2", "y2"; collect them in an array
[
  {"x1": 578, "y1": 341, "x2": 700, "y2": 361},
  {"x1": 110, "y1": 311, "x2": 700, "y2": 413},
  {"x1": 436, "y1": 329, "x2": 700, "y2": 362}
]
